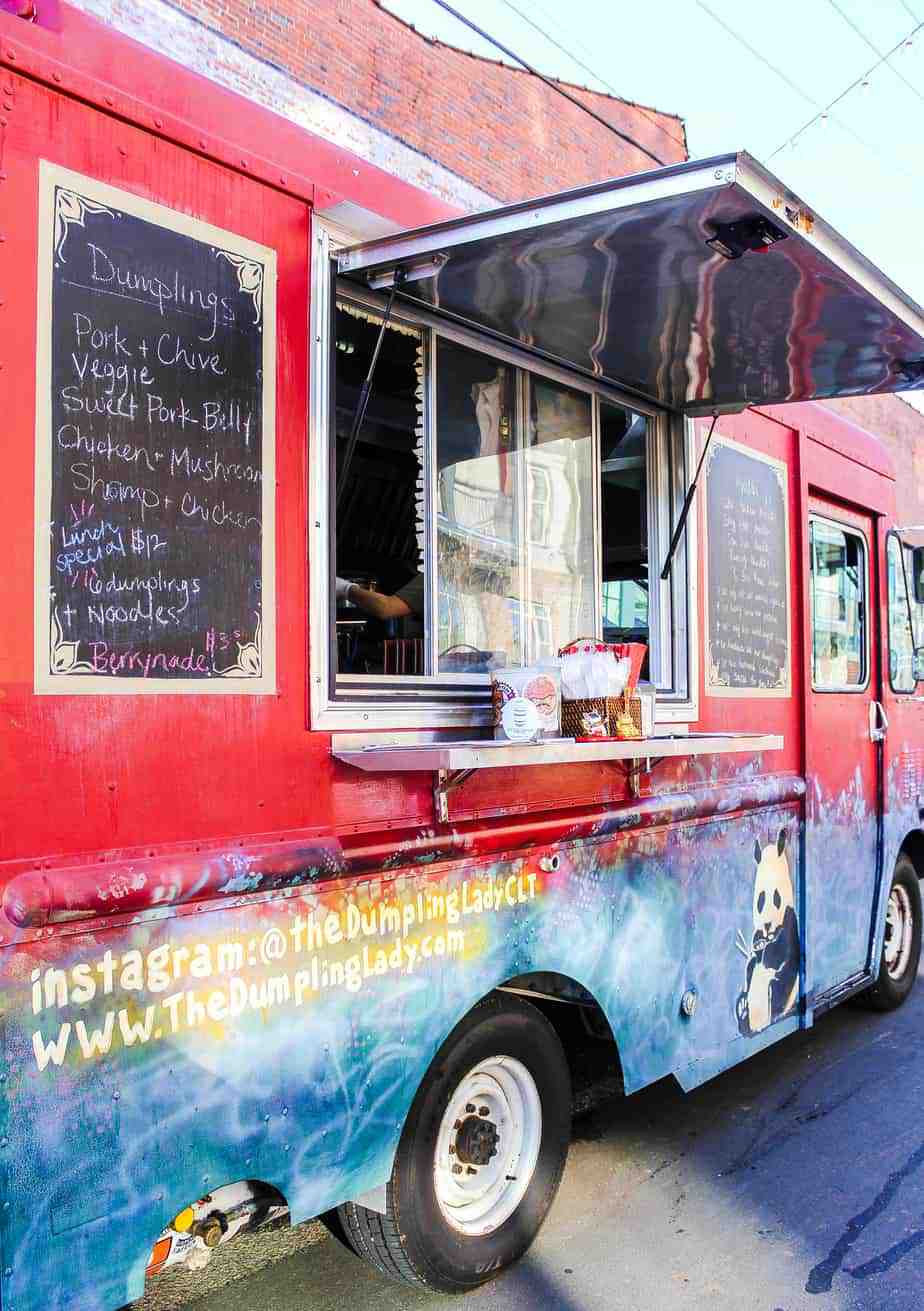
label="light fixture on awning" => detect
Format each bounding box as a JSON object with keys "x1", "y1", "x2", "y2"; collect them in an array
[
  {"x1": 366, "y1": 253, "x2": 448, "y2": 291},
  {"x1": 704, "y1": 213, "x2": 788, "y2": 260},
  {"x1": 338, "y1": 152, "x2": 924, "y2": 415}
]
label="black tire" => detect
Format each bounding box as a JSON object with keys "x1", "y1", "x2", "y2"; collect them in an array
[
  {"x1": 857, "y1": 854, "x2": 922, "y2": 1011},
  {"x1": 338, "y1": 992, "x2": 571, "y2": 1292}
]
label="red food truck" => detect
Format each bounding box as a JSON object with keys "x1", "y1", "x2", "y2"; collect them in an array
[{"x1": 3, "y1": 8, "x2": 924, "y2": 1309}]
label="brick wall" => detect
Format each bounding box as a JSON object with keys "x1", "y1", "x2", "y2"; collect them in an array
[
  {"x1": 106, "y1": 0, "x2": 687, "y2": 201},
  {"x1": 826, "y1": 395, "x2": 924, "y2": 524}
]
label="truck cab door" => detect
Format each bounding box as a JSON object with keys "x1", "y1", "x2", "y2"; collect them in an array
[{"x1": 805, "y1": 500, "x2": 882, "y2": 1003}]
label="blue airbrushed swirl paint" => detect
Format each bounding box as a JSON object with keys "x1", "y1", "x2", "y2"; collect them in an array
[{"x1": 0, "y1": 794, "x2": 811, "y2": 1311}]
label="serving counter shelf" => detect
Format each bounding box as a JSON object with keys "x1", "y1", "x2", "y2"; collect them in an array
[{"x1": 332, "y1": 733, "x2": 784, "y2": 820}]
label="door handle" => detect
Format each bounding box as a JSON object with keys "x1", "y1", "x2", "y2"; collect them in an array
[{"x1": 869, "y1": 700, "x2": 889, "y2": 743}]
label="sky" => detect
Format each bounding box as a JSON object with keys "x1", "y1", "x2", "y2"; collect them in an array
[{"x1": 382, "y1": 0, "x2": 924, "y2": 411}]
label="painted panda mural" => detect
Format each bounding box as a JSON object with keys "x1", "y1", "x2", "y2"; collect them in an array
[{"x1": 735, "y1": 828, "x2": 801, "y2": 1037}]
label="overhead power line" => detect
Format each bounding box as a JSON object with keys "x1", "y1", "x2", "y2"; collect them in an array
[
  {"x1": 694, "y1": 0, "x2": 818, "y2": 107},
  {"x1": 497, "y1": 0, "x2": 687, "y2": 150},
  {"x1": 770, "y1": 17, "x2": 924, "y2": 158},
  {"x1": 695, "y1": 0, "x2": 915, "y2": 165},
  {"x1": 825, "y1": 0, "x2": 924, "y2": 106},
  {"x1": 425, "y1": 0, "x2": 667, "y2": 167}
]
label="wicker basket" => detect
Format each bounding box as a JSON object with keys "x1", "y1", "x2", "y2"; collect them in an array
[
  {"x1": 558, "y1": 636, "x2": 647, "y2": 739},
  {"x1": 561, "y1": 696, "x2": 611, "y2": 739},
  {"x1": 561, "y1": 693, "x2": 643, "y2": 739}
]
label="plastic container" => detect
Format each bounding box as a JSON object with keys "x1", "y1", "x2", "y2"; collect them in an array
[{"x1": 492, "y1": 666, "x2": 562, "y2": 741}]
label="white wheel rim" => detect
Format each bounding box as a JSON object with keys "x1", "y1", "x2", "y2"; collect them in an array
[
  {"x1": 433, "y1": 1056, "x2": 542, "y2": 1237},
  {"x1": 884, "y1": 883, "x2": 914, "y2": 981}
]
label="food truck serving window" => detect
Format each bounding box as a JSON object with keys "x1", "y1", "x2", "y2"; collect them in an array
[{"x1": 317, "y1": 281, "x2": 691, "y2": 729}]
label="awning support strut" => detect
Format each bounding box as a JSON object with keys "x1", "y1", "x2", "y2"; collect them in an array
[
  {"x1": 336, "y1": 269, "x2": 404, "y2": 510},
  {"x1": 660, "y1": 413, "x2": 718, "y2": 582}
]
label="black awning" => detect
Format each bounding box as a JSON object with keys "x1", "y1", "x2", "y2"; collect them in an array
[{"x1": 338, "y1": 152, "x2": 924, "y2": 414}]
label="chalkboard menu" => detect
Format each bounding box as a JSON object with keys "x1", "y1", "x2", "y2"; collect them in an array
[
  {"x1": 704, "y1": 435, "x2": 791, "y2": 697},
  {"x1": 34, "y1": 163, "x2": 276, "y2": 693}
]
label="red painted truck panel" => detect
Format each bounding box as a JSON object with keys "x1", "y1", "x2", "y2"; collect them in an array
[{"x1": 1, "y1": 9, "x2": 923, "y2": 1311}]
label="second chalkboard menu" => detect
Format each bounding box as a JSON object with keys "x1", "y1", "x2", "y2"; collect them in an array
[
  {"x1": 704, "y1": 434, "x2": 791, "y2": 697},
  {"x1": 34, "y1": 163, "x2": 276, "y2": 693}
]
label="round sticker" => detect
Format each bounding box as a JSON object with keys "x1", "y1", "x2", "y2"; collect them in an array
[{"x1": 501, "y1": 696, "x2": 540, "y2": 741}]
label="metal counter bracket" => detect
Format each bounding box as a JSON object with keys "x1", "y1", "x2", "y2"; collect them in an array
[{"x1": 434, "y1": 768, "x2": 475, "y2": 823}]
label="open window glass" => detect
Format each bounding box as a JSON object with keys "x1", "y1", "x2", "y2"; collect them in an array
[{"x1": 435, "y1": 338, "x2": 520, "y2": 673}]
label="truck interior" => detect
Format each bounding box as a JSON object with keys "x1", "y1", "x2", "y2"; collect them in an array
[{"x1": 334, "y1": 303, "x2": 424, "y2": 676}]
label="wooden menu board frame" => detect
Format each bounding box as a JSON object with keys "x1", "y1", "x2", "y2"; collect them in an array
[
  {"x1": 703, "y1": 433, "x2": 792, "y2": 699},
  {"x1": 33, "y1": 162, "x2": 277, "y2": 694}
]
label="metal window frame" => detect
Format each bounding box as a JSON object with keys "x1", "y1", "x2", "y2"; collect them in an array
[
  {"x1": 309, "y1": 228, "x2": 697, "y2": 731},
  {"x1": 886, "y1": 531, "x2": 918, "y2": 696},
  {"x1": 809, "y1": 514, "x2": 871, "y2": 694}
]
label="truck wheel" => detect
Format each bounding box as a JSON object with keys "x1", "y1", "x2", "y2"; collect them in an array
[
  {"x1": 338, "y1": 993, "x2": 571, "y2": 1291},
  {"x1": 858, "y1": 854, "x2": 922, "y2": 1011}
]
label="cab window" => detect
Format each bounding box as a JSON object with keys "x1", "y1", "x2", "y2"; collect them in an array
[
  {"x1": 810, "y1": 519, "x2": 868, "y2": 690},
  {"x1": 887, "y1": 535, "x2": 921, "y2": 694}
]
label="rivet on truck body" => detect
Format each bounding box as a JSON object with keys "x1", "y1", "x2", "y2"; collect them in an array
[{"x1": 680, "y1": 988, "x2": 698, "y2": 1018}]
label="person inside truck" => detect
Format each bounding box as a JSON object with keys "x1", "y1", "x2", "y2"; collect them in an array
[{"x1": 335, "y1": 574, "x2": 423, "y2": 621}]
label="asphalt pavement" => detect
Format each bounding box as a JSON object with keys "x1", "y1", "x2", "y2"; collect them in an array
[{"x1": 139, "y1": 975, "x2": 924, "y2": 1311}]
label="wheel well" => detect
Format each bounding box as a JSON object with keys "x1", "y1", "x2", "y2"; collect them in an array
[
  {"x1": 900, "y1": 831, "x2": 924, "y2": 879},
  {"x1": 496, "y1": 972, "x2": 624, "y2": 1094},
  {"x1": 143, "y1": 1177, "x2": 290, "y2": 1279}
]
